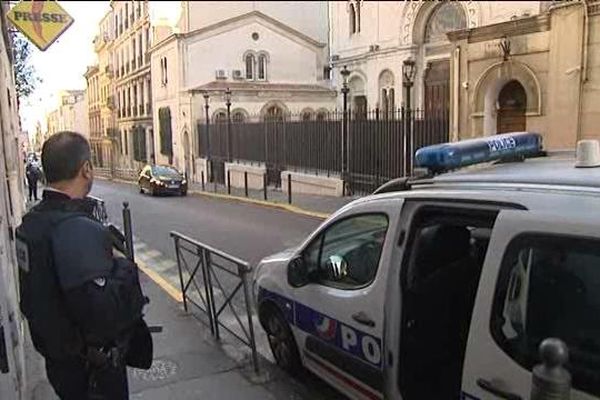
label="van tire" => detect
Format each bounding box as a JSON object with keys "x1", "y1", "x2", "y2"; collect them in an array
[{"x1": 262, "y1": 305, "x2": 302, "y2": 375}]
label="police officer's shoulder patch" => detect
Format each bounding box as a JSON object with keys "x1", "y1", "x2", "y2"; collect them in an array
[{"x1": 15, "y1": 237, "x2": 30, "y2": 272}]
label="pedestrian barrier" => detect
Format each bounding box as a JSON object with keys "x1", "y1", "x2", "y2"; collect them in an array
[
  {"x1": 170, "y1": 231, "x2": 260, "y2": 373},
  {"x1": 87, "y1": 195, "x2": 109, "y2": 225}
]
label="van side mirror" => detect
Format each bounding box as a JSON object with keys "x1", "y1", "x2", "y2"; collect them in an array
[{"x1": 288, "y1": 256, "x2": 309, "y2": 287}]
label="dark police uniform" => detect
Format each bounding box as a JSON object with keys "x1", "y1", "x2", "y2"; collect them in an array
[{"x1": 15, "y1": 189, "x2": 152, "y2": 400}]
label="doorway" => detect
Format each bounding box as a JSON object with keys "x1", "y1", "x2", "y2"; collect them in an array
[
  {"x1": 183, "y1": 131, "x2": 191, "y2": 180},
  {"x1": 424, "y1": 60, "x2": 450, "y2": 115},
  {"x1": 399, "y1": 205, "x2": 499, "y2": 400},
  {"x1": 497, "y1": 80, "x2": 527, "y2": 134},
  {"x1": 353, "y1": 95, "x2": 367, "y2": 119}
]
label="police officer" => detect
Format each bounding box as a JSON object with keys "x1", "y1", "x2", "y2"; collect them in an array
[{"x1": 16, "y1": 131, "x2": 152, "y2": 400}]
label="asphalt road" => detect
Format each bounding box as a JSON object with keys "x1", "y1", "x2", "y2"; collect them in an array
[{"x1": 91, "y1": 179, "x2": 323, "y2": 266}]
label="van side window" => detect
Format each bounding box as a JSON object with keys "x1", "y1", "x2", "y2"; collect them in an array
[
  {"x1": 491, "y1": 234, "x2": 600, "y2": 396},
  {"x1": 303, "y1": 214, "x2": 388, "y2": 289}
]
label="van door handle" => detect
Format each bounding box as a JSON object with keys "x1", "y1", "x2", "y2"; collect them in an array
[
  {"x1": 352, "y1": 312, "x2": 375, "y2": 327},
  {"x1": 476, "y1": 378, "x2": 523, "y2": 400}
]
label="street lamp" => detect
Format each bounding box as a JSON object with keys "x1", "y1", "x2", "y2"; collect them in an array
[
  {"x1": 402, "y1": 58, "x2": 416, "y2": 176},
  {"x1": 203, "y1": 92, "x2": 211, "y2": 181},
  {"x1": 340, "y1": 66, "x2": 351, "y2": 193},
  {"x1": 402, "y1": 58, "x2": 416, "y2": 109},
  {"x1": 225, "y1": 88, "x2": 232, "y2": 162}
]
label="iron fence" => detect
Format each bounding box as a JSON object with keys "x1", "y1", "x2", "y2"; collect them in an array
[
  {"x1": 198, "y1": 107, "x2": 448, "y2": 194},
  {"x1": 170, "y1": 231, "x2": 259, "y2": 373}
]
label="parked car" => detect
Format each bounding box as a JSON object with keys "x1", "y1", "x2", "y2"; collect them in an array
[
  {"x1": 138, "y1": 165, "x2": 187, "y2": 196},
  {"x1": 253, "y1": 133, "x2": 600, "y2": 400}
]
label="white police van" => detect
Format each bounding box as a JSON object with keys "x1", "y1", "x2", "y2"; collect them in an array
[{"x1": 253, "y1": 132, "x2": 600, "y2": 400}]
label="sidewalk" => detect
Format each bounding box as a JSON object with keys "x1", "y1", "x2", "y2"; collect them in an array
[
  {"x1": 188, "y1": 181, "x2": 358, "y2": 217},
  {"x1": 24, "y1": 270, "x2": 343, "y2": 400}
]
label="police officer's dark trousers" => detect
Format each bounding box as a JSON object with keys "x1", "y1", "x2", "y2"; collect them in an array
[
  {"x1": 27, "y1": 178, "x2": 38, "y2": 201},
  {"x1": 45, "y1": 356, "x2": 128, "y2": 400}
]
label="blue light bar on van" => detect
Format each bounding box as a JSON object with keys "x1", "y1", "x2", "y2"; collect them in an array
[{"x1": 415, "y1": 132, "x2": 543, "y2": 173}]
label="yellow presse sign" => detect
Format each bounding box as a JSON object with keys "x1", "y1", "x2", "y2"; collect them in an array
[{"x1": 6, "y1": 0, "x2": 74, "y2": 51}]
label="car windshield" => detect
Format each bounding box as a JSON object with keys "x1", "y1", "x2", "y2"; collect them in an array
[{"x1": 152, "y1": 166, "x2": 181, "y2": 179}]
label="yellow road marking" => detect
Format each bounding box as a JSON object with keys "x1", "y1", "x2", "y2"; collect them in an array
[{"x1": 136, "y1": 258, "x2": 183, "y2": 303}]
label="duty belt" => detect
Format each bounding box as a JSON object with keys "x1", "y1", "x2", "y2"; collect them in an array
[{"x1": 85, "y1": 345, "x2": 124, "y2": 370}]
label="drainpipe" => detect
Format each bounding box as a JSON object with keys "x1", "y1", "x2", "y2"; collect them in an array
[{"x1": 577, "y1": 0, "x2": 589, "y2": 141}]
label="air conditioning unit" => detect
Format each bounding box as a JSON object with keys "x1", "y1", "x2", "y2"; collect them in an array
[
  {"x1": 232, "y1": 69, "x2": 243, "y2": 80},
  {"x1": 215, "y1": 69, "x2": 227, "y2": 80},
  {"x1": 331, "y1": 54, "x2": 340, "y2": 61},
  {"x1": 369, "y1": 44, "x2": 380, "y2": 52}
]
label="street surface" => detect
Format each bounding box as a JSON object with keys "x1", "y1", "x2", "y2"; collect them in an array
[{"x1": 91, "y1": 179, "x2": 322, "y2": 266}]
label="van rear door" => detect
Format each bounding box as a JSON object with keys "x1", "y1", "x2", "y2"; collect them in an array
[{"x1": 462, "y1": 210, "x2": 600, "y2": 400}]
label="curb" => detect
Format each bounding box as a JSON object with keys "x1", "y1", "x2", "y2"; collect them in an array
[{"x1": 96, "y1": 175, "x2": 331, "y2": 220}]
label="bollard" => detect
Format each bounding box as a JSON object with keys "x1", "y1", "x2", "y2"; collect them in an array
[
  {"x1": 201, "y1": 171, "x2": 205, "y2": 191},
  {"x1": 530, "y1": 338, "x2": 571, "y2": 400},
  {"x1": 263, "y1": 173, "x2": 268, "y2": 201},
  {"x1": 122, "y1": 202, "x2": 134, "y2": 262},
  {"x1": 227, "y1": 170, "x2": 231, "y2": 195},
  {"x1": 244, "y1": 171, "x2": 249, "y2": 197},
  {"x1": 287, "y1": 173, "x2": 292, "y2": 204}
]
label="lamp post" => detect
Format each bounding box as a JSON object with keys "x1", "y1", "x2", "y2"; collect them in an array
[
  {"x1": 203, "y1": 92, "x2": 211, "y2": 181},
  {"x1": 225, "y1": 88, "x2": 232, "y2": 163},
  {"x1": 402, "y1": 58, "x2": 416, "y2": 175},
  {"x1": 340, "y1": 65, "x2": 351, "y2": 192}
]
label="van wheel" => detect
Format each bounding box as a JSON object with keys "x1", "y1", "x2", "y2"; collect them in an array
[{"x1": 263, "y1": 306, "x2": 302, "y2": 374}]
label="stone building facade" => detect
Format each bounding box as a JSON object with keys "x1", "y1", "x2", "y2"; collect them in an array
[
  {"x1": 45, "y1": 90, "x2": 89, "y2": 138},
  {"x1": 449, "y1": 1, "x2": 600, "y2": 149},
  {"x1": 151, "y1": 1, "x2": 336, "y2": 179},
  {"x1": 0, "y1": 2, "x2": 27, "y2": 398},
  {"x1": 112, "y1": 0, "x2": 153, "y2": 170}
]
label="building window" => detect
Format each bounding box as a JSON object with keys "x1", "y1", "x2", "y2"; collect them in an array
[
  {"x1": 424, "y1": 2, "x2": 467, "y2": 43},
  {"x1": 158, "y1": 107, "x2": 173, "y2": 157},
  {"x1": 264, "y1": 105, "x2": 284, "y2": 122},
  {"x1": 213, "y1": 111, "x2": 227, "y2": 123},
  {"x1": 232, "y1": 111, "x2": 246, "y2": 123},
  {"x1": 378, "y1": 70, "x2": 395, "y2": 117},
  {"x1": 124, "y1": 3, "x2": 129, "y2": 29},
  {"x1": 245, "y1": 54, "x2": 255, "y2": 80},
  {"x1": 258, "y1": 54, "x2": 267, "y2": 81},
  {"x1": 349, "y1": 3, "x2": 356, "y2": 34},
  {"x1": 160, "y1": 57, "x2": 168, "y2": 86},
  {"x1": 132, "y1": 38, "x2": 136, "y2": 69},
  {"x1": 301, "y1": 109, "x2": 314, "y2": 121},
  {"x1": 132, "y1": 126, "x2": 147, "y2": 162}
]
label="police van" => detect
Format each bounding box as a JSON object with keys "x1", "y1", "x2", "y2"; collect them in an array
[{"x1": 253, "y1": 132, "x2": 600, "y2": 400}]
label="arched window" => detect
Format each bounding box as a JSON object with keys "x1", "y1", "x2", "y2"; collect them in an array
[
  {"x1": 232, "y1": 111, "x2": 246, "y2": 123},
  {"x1": 424, "y1": 2, "x2": 467, "y2": 43},
  {"x1": 316, "y1": 111, "x2": 327, "y2": 121},
  {"x1": 258, "y1": 54, "x2": 267, "y2": 80},
  {"x1": 349, "y1": 3, "x2": 356, "y2": 34},
  {"x1": 265, "y1": 106, "x2": 284, "y2": 122},
  {"x1": 378, "y1": 70, "x2": 395, "y2": 117},
  {"x1": 245, "y1": 54, "x2": 255, "y2": 80},
  {"x1": 301, "y1": 110, "x2": 313, "y2": 121},
  {"x1": 214, "y1": 111, "x2": 227, "y2": 123}
]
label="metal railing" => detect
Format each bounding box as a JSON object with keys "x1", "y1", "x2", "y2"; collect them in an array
[
  {"x1": 87, "y1": 195, "x2": 109, "y2": 225},
  {"x1": 170, "y1": 231, "x2": 259, "y2": 373}
]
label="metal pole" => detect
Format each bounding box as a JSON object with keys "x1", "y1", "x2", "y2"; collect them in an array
[
  {"x1": 287, "y1": 173, "x2": 292, "y2": 204},
  {"x1": 408, "y1": 83, "x2": 414, "y2": 175},
  {"x1": 204, "y1": 93, "x2": 211, "y2": 182},
  {"x1": 244, "y1": 171, "x2": 248, "y2": 197},
  {"x1": 201, "y1": 171, "x2": 205, "y2": 191},
  {"x1": 122, "y1": 202, "x2": 134, "y2": 262},
  {"x1": 226, "y1": 88, "x2": 232, "y2": 163},
  {"x1": 241, "y1": 265, "x2": 260, "y2": 374},
  {"x1": 200, "y1": 248, "x2": 216, "y2": 336},
  {"x1": 173, "y1": 236, "x2": 188, "y2": 312},
  {"x1": 263, "y1": 173, "x2": 267, "y2": 201},
  {"x1": 227, "y1": 170, "x2": 231, "y2": 195},
  {"x1": 204, "y1": 249, "x2": 219, "y2": 340}
]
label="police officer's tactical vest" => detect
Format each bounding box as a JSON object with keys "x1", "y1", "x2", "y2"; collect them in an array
[{"x1": 16, "y1": 199, "x2": 150, "y2": 365}]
